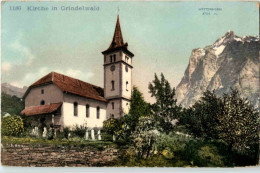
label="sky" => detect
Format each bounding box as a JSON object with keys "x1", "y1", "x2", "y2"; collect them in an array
[{"x1": 1, "y1": 1, "x2": 259, "y2": 102}]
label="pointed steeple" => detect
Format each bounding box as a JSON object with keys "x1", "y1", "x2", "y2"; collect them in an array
[
  {"x1": 102, "y1": 15, "x2": 134, "y2": 56},
  {"x1": 109, "y1": 15, "x2": 125, "y2": 49}
]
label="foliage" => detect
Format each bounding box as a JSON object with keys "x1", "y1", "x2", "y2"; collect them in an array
[
  {"x1": 71, "y1": 125, "x2": 88, "y2": 138},
  {"x1": 103, "y1": 118, "x2": 121, "y2": 136},
  {"x1": 148, "y1": 73, "x2": 181, "y2": 134},
  {"x1": 106, "y1": 87, "x2": 151, "y2": 146},
  {"x1": 128, "y1": 86, "x2": 151, "y2": 131},
  {"x1": 155, "y1": 133, "x2": 190, "y2": 157},
  {"x1": 1, "y1": 92, "x2": 25, "y2": 117},
  {"x1": 1, "y1": 115, "x2": 24, "y2": 136},
  {"x1": 63, "y1": 127, "x2": 70, "y2": 139},
  {"x1": 182, "y1": 140, "x2": 230, "y2": 167},
  {"x1": 217, "y1": 89, "x2": 259, "y2": 157},
  {"x1": 197, "y1": 145, "x2": 224, "y2": 166},
  {"x1": 178, "y1": 90, "x2": 222, "y2": 140},
  {"x1": 131, "y1": 116, "x2": 161, "y2": 158},
  {"x1": 178, "y1": 89, "x2": 259, "y2": 165},
  {"x1": 1, "y1": 136, "x2": 115, "y2": 149}
]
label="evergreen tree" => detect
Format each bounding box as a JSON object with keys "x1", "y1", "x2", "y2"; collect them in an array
[
  {"x1": 148, "y1": 73, "x2": 181, "y2": 134},
  {"x1": 179, "y1": 90, "x2": 222, "y2": 140},
  {"x1": 112, "y1": 86, "x2": 150, "y2": 145},
  {"x1": 127, "y1": 86, "x2": 150, "y2": 132}
]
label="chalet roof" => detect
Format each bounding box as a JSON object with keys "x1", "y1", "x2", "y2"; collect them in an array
[
  {"x1": 24, "y1": 72, "x2": 107, "y2": 102},
  {"x1": 102, "y1": 15, "x2": 134, "y2": 56},
  {"x1": 21, "y1": 103, "x2": 62, "y2": 116}
]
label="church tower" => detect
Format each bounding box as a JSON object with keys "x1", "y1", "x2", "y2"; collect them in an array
[{"x1": 102, "y1": 15, "x2": 134, "y2": 119}]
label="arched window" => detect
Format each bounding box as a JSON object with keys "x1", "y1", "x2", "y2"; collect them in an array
[
  {"x1": 41, "y1": 89, "x2": 44, "y2": 94},
  {"x1": 112, "y1": 102, "x2": 114, "y2": 109},
  {"x1": 111, "y1": 114, "x2": 114, "y2": 118},
  {"x1": 111, "y1": 80, "x2": 115, "y2": 90},
  {"x1": 126, "y1": 81, "x2": 129, "y2": 91},
  {"x1": 96, "y1": 106, "x2": 100, "y2": 119},
  {"x1": 86, "y1": 104, "x2": 90, "y2": 118},
  {"x1": 40, "y1": 100, "x2": 45, "y2": 105},
  {"x1": 74, "y1": 102, "x2": 78, "y2": 116}
]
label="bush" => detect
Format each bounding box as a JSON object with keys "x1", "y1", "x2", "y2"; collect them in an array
[
  {"x1": 71, "y1": 125, "x2": 87, "y2": 138},
  {"x1": 198, "y1": 145, "x2": 224, "y2": 167},
  {"x1": 103, "y1": 118, "x2": 121, "y2": 136},
  {"x1": 2, "y1": 115, "x2": 24, "y2": 136},
  {"x1": 182, "y1": 140, "x2": 228, "y2": 167}
]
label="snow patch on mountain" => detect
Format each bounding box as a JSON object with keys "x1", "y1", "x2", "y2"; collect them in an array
[{"x1": 175, "y1": 31, "x2": 259, "y2": 108}]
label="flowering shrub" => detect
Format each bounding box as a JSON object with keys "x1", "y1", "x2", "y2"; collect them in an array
[
  {"x1": 2, "y1": 115, "x2": 24, "y2": 136},
  {"x1": 131, "y1": 116, "x2": 161, "y2": 158}
]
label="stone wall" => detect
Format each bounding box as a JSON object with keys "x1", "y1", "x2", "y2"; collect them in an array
[{"x1": 1, "y1": 144, "x2": 120, "y2": 167}]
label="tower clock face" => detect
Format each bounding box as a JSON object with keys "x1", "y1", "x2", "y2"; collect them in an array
[
  {"x1": 125, "y1": 66, "x2": 128, "y2": 72},
  {"x1": 110, "y1": 65, "x2": 115, "y2": 71}
]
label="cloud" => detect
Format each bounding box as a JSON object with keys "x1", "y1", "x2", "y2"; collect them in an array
[
  {"x1": 55, "y1": 68, "x2": 94, "y2": 82},
  {"x1": 9, "y1": 67, "x2": 49, "y2": 88},
  {"x1": 9, "y1": 32, "x2": 35, "y2": 66},
  {"x1": 2, "y1": 62, "x2": 12, "y2": 72}
]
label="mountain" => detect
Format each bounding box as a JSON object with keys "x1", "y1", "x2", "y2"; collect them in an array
[
  {"x1": 175, "y1": 31, "x2": 259, "y2": 108},
  {"x1": 1, "y1": 83, "x2": 28, "y2": 98}
]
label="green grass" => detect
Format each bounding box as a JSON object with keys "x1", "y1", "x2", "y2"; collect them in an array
[{"x1": 1, "y1": 136, "x2": 116, "y2": 150}]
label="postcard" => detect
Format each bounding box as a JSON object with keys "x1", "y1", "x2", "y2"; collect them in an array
[{"x1": 1, "y1": 0, "x2": 259, "y2": 168}]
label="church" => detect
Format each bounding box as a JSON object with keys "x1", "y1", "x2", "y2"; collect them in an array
[{"x1": 21, "y1": 15, "x2": 134, "y2": 130}]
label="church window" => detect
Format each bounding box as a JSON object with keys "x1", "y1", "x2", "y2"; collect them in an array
[
  {"x1": 112, "y1": 102, "x2": 114, "y2": 109},
  {"x1": 111, "y1": 80, "x2": 115, "y2": 90},
  {"x1": 97, "y1": 106, "x2": 100, "y2": 119},
  {"x1": 74, "y1": 102, "x2": 78, "y2": 116},
  {"x1": 126, "y1": 81, "x2": 129, "y2": 91},
  {"x1": 41, "y1": 89, "x2": 44, "y2": 94},
  {"x1": 40, "y1": 100, "x2": 45, "y2": 105},
  {"x1": 125, "y1": 56, "x2": 129, "y2": 63},
  {"x1": 86, "y1": 104, "x2": 90, "y2": 118},
  {"x1": 113, "y1": 55, "x2": 116, "y2": 62},
  {"x1": 110, "y1": 55, "x2": 113, "y2": 63},
  {"x1": 111, "y1": 114, "x2": 114, "y2": 118}
]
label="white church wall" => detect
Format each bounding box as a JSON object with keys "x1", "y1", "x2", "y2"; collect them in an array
[
  {"x1": 62, "y1": 93, "x2": 107, "y2": 129},
  {"x1": 25, "y1": 84, "x2": 63, "y2": 107}
]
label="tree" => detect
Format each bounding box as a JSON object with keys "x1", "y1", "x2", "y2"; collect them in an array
[
  {"x1": 128, "y1": 86, "x2": 150, "y2": 132},
  {"x1": 148, "y1": 73, "x2": 181, "y2": 134},
  {"x1": 103, "y1": 118, "x2": 121, "y2": 136},
  {"x1": 2, "y1": 115, "x2": 24, "y2": 136},
  {"x1": 131, "y1": 116, "x2": 161, "y2": 159},
  {"x1": 115, "y1": 87, "x2": 150, "y2": 144},
  {"x1": 1, "y1": 92, "x2": 24, "y2": 116},
  {"x1": 217, "y1": 89, "x2": 259, "y2": 157},
  {"x1": 178, "y1": 90, "x2": 222, "y2": 140}
]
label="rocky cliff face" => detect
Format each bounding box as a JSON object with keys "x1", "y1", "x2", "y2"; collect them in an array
[
  {"x1": 1, "y1": 83, "x2": 28, "y2": 98},
  {"x1": 175, "y1": 31, "x2": 259, "y2": 108}
]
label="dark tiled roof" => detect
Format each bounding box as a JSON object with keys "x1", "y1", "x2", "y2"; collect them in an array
[
  {"x1": 102, "y1": 15, "x2": 134, "y2": 56},
  {"x1": 26, "y1": 72, "x2": 107, "y2": 102},
  {"x1": 22, "y1": 103, "x2": 62, "y2": 116}
]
